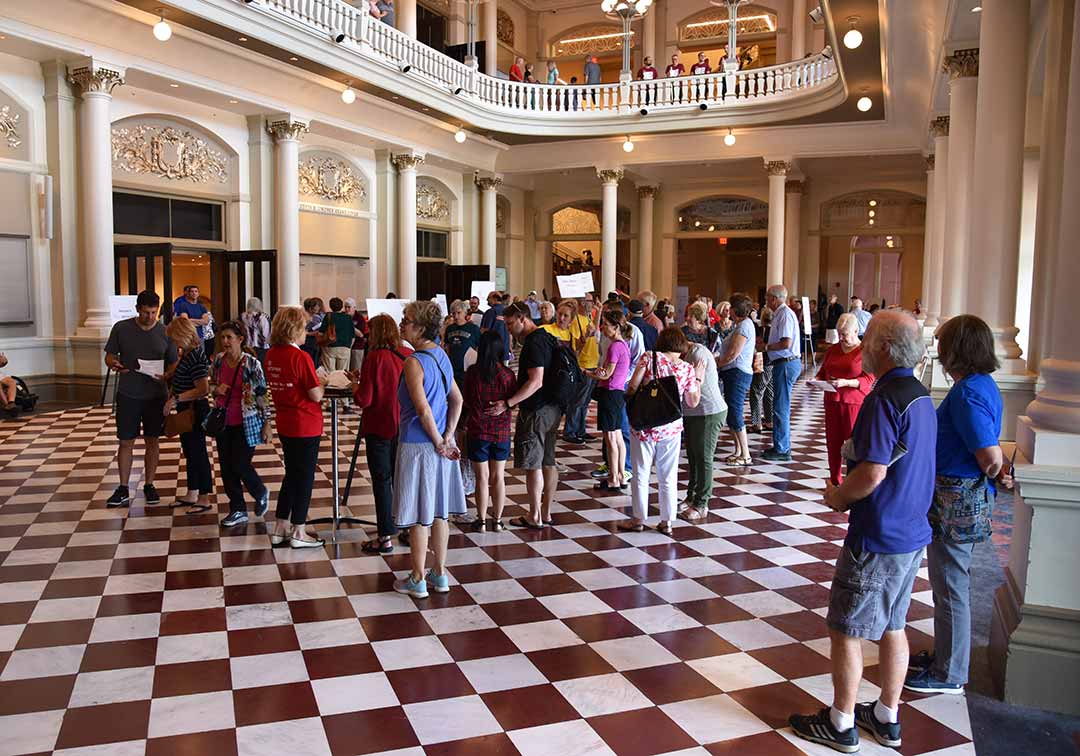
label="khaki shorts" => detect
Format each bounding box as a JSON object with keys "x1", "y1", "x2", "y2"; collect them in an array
[
  {"x1": 826, "y1": 544, "x2": 923, "y2": 640},
  {"x1": 514, "y1": 403, "x2": 563, "y2": 470}
]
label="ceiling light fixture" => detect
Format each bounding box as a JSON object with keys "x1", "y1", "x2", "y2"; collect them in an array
[
  {"x1": 972, "y1": 5, "x2": 982, "y2": 12},
  {"x1": 169, "y1": 83, "x2": 179, "y2": 88},
  {"x1": 723, "y1": 128, "x2": 736, "y2": 147},
  {"x1": 843, "y1": 17, "x2": 862, "y2": 49},
  {"x1": 694, "y1": 220, "x2": 701, "y2": 227},
  {"x1": 289, "y1": 56, "x2": 299, "y2": 61},
  {"x1": 153, "y1": 9, "x2": 172, "y2": 41},
  {"x1": 868, "y1": 210, "x2": 875, "y2": 218},
  {"x1": 708, "y1": 225, "x2": 715, "y2": 232},
  {"x1": 454, "y1": 128, "x2": 467, "y2": 143},
  {"x1": 857, "y1": 96, "x2": 872, "y2": 112},
  {"x1": 229, "y1": 99, "x2": 238, "y2": 104},
  {"x1": 869, "y1": 199, "x2": 877, "y2": 207},
  {"x1": 622, "y1": 136, "x2": 634, "y2": 153},
  {"x1": 341, "y1": 83, "x2": 356, "y2": 104},
  {"x1": 238, "y1": 36, "x2": 248, "y2": 42},
  {"x1": 868, "y1": 218, "x2": 875, "y2": 225}
]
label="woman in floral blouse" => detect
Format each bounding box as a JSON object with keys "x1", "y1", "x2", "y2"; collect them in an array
[{"x1": 622, "y1": 326, "x2": 700, "y2": 535}]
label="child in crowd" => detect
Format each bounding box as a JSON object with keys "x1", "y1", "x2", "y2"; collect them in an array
[{"x1": 463, "y1": 331, "x2": 516, "y2": 532}]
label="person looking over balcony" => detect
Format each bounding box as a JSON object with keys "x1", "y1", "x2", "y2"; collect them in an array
[
  {"x1": 509, "y1": 57, "x2": 524, "y2": 82},
  {"x1": 638, "y1": 56, "x2": 658, "y2": 105},
  {"x1": 368, "y1": 0, "x2": 383, "y2": 20},
  {"x1": 585, "y1": 55, "x2": 602, "y2": 106},
  {"x1": 376, "y1": 0, "x2": 395, "y2": 26},
  {"x1": 691, "y1": 52, "x2": 710, "y2": 75}
]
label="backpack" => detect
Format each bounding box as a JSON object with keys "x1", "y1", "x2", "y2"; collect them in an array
[{"x1": 545, "y1": 337, "x2": 588, "y2": 412}]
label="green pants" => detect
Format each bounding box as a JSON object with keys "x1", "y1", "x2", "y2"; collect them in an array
[{"x1": 684, "y1": 413, "x2": 726, "y2": 510}]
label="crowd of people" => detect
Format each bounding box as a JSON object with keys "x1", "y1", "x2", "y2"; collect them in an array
[{"x1": 99, "y1": 280, "x2": 1010, "y2": 753}]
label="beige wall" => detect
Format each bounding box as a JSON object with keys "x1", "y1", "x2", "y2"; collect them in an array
[
  {"x1": 299, "y1": 212, "x2": 372, "y2": 259},
  {"x1": 820, "y1": 233, "x2": 925, "y2": 310}
]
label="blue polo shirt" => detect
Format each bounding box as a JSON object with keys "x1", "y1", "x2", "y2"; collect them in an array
[
  {"x1": 173, "y1": 296, "x2": 208, "y2": 340},
  {"x1": 845, "y1": 367, "x2": 936, "y2": 554},
  {"x1": 936, "y1": 372, "x2": 1002, "y2": 479}
]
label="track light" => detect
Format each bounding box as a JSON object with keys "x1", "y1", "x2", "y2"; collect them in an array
[
  {"x1": 453, "y1": 87, "x2": 465, "y2": 95},
  {"x1": 341, "y1": 84, "x2": 356, "y2": 104},
  {"x1": 699, "y1": 102, "x2": 708, "y2": 111},
  {"x1": 153, "y1": 9, "x2": 172, "y2": 41},
  {"x1": 243, "y1": 0, "x2": 255, "y2": 4},
  {"x1": 843, "y1": 17, "x2": 862, "y2": 50},
  {"x1": 723, "y1": 129, "x2": 735, "y2": 146},
  {"x1": 622, "y1": 136, "x2": 634, "y2": 153},
  {"x1": 400, "y1": 63, "x2": 412, "y2": 73},
  {"x1": 808, "y1": 3, "x2": 824, "y2": 23},
  {"x1": 857, "y1": 96, "x2": 872, "y2": 111},
  {"x1": 454, "y1": 128, "x2": 467, "y2": 143},
  {"x1": 330, "y1": 29, "x2": 346, "y2": 43},
  {"x1": 639, "y1": 108, "x2": 648, "y2": 116}
]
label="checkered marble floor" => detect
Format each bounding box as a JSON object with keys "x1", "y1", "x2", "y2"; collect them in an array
[{"x1": 0, "y1": 383, "x2": 975, "y2": 755}]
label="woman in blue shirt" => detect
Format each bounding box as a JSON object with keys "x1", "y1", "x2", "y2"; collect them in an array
[{"x1": 906, "y1": 314, "x2": 1012, "y2": 695}]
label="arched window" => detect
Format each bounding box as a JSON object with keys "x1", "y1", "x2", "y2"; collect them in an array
[
  {"x1": 678, "y1": 4, "x2": 778, "y2": 44},
  {"x1": 676, "y1": 196, "x2": 769, "y2": 232},
  {"x1": 550, "y1": 23, "x2": 627, "y2": 59}
]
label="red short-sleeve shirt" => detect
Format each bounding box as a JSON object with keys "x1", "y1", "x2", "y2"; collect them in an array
[{"x1": 265, "y1": 344, "x2": 323, "y2": 438}]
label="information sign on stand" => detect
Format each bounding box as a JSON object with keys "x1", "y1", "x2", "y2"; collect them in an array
[
  {"x1": 800, "y1": 295, "x2": 815, "y2": 368},
  {"x1": 366, "y1": 298, "x2": 408, "y2": 325},
  {"x1": 470, "y1": 281, "x2": 496, "y2": 311},
  {"x1": 108, "y1": 295, "x2": 138, "y2": 324},
  {"x1": 434, "y1": 294, "x2": 448, "y2": 317},
  {"x1": 556, "y1": 272, "x2": 595, "y2": 299}
]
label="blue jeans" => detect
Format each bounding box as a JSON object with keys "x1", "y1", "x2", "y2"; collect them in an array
[
  {"x1": 719, "y1": 369, "x2": 753, "y2": 431},
  {"x1": 770, "y1": 358, "x2": 801, "y2": 454},
  {"x1": 929, "y1": 539, "x2": 975, "y2": 684}
]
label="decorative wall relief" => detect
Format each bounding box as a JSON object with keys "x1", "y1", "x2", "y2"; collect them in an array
[
  {"x1": 0, "y1": 105, "x2": 21, "y2": 150},
  {"x1": 678, "y1": 196, "x2": 769, "y2": 232},
  {"x1": 678, "y1": 4, "x2": 776, "y2": 42},
  {"x1": 112, "y1": 124, "x2": 229, "y2": 184},
  {"x1": 497, "y1": 9, "x2": 515, "y2": 46},
  {"x1": 299, "y1": 155, "x2": 367, "y2": 204},
  {"x1": 551, "y1": 24, "x2": 626, "y2": 58},
  {"x1": 416, "y1": 180, "x2": 450, "y2": 222}
]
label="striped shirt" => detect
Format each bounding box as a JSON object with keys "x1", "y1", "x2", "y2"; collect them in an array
[{"x1": 171, "y1": 347, "x2": 209, "y2": 400}]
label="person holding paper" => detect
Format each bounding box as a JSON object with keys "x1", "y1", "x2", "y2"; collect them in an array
[
  {"x1": 103, "y1": 290, "x2": 178, "y2": 508},
  {"x1": 815, "y1": 313, "x2": 874, "y2": 485}
]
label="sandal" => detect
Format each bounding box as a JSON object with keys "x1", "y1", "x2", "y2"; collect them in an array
[
  {"x1": 617, "y1": 520, "x2": 645, "y2": 533},
  {"x1": 471, "y1": 519, "x2": 488, "y2": 533},
  {"x1": 734, "y1": 456, "x2": 753, "y2": 467},
  {"x1": 681, "y1": 508, "x2": 708, "y2": 522},
  {"x1": 724, "y1": 454, "x2": 744, "y2": 464},
  {"x1": 490, "y1": 519, "x2": 505, "y2": 532},
  {"x1": 509, "y1": 516, "x2": 544, "y2": 530},
  {"x1": 656, "y1": 521, "x2": 673, "y2": 536},
  {"x1": 361, "y1": 538, "x2": 393, "y2": 554}
]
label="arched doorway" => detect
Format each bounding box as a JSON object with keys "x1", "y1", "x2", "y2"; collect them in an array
[
  {"x1": 675, "y1": 195, "x2": 769, "y2": 303},
  {"x1": 548, "y1": 201, "x2": 630, "y2": 297}
]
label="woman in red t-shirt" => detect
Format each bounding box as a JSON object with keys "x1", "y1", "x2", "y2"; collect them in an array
[
  {"x1": 351, "y1": 314, "x2": 413, "y2": 554},
  {"x1": 264, "y1": 307, "x2": 325, "y2": 548},
  {"x1": 814, "y1": 312, "x2": 874, "y2": 485}
]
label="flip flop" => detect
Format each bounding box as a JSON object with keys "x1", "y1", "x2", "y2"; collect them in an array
[
  {"x1": 509, "y1": 516, "x2": 544, "y2": 530},
  {"x1": 361, "y1": 539, "x2": 393, "y2": 554}
]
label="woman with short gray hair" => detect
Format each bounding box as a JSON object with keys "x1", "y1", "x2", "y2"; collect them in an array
[{"x1": 241, "y1": 297, "x2": 270, "y2": 362}]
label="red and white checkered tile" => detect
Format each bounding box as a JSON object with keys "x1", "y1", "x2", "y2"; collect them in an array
[{"x1": 0, "y1": 385, "x2": 974, "y2": 755}]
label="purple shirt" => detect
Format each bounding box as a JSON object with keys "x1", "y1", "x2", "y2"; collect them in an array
[
  {"x1": 600, "y1": 340, "x2": 631, "y2": 391},
  {"x1": 845, "y1": 367, "x2": 937, "y2": 554}
]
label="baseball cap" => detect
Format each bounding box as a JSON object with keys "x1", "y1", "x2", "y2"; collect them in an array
[{"x1": 627, "y1": 299, "x2": 644, "y2": 315}]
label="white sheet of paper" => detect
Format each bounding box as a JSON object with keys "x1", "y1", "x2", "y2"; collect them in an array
[
  {"x1": 366, "y1": 298, "x2": 408, "y2": 325},
  {"x1": 470, "y1": 281, "x2": 496, "y2": 311},
  {"x1": 137, "y1": 359, "x2": 164, "y2": 379},
  {"x1": 109, "y1": 295, "x2": 138, "y2": 324},
  {"x1": 557, "y1": 272, "x2": 595, "y2": 299},
  {"x1": 808, "y1": 379, "x2": 837, "y2": 393},
  {"x1": 801, "y1": 296, "x2": 812, "y2": 335},
  {"x1": 434, "y1": 294, "x2": 448, "y2": 317}
]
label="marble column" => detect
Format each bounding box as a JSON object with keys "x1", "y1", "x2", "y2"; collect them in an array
[
  {"x1": 597, "y1": 168, "x2": 622, "y2": 297},
  {"x1": 393, "y1": 153, "x2": 424, "y2": 299},
  {"x1": 68, "y1": 59, "x2": 125, "y2": 334},
  {"x1": 920, "y1": 154, "x2": 936, "y2": 329},
  {"x1": 636, "y1": 185, "x2": 657, "y2": 293},
  {"x1": 791, "y1": 0, "x2": 807, "y2": 60},
  {"x1": 925, "y1": 117, "x2": 949, "y2": 328},
  {"x1": 643, "y1": 5, "x2": 657, "y2": 65},
  {"x1": 939, "y1": 49, "x2": 978, "y2": 319},
  {"x1": 267, "y1": 116, "x2": 308, "y2": 308},
  {"x1": 483, "y1": 0, "x2": 497, "y2": 76},
  {"x1": 43, "y1": 62, "x2": 80, "y2": 338},
  {"x1": 399, "y1": 0, "x2": 417, "y2": 38},
  {"x1": 476, "y1": 175, "x2": 501, "y2": 283},
  {"x1": 967, "y1": 0, "x2": 1029, "y2": 362},
  {"x1": 765, "y1": 160, "x2": 789, "y2": 288},
  {"x1": 783, "y1": 180, "x2": 803, "y2": 296}
]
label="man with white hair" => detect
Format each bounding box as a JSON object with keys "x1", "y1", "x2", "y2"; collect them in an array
[
  {"x1": 762, "y1": 284, "x2": 801, "y2": 462},
  {"x1": 789, "y1": 310, "x2": 935, "y2": 753}
]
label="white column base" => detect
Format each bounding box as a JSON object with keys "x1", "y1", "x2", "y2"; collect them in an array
[
  {"x1": 77, "y1": 316, "x2": 113, "y2": 339},
  {"x1": 990, "y1": 416, "x2": 1080, "y2": 715},
  {"x1": 995, "y1": 369, "x2": 1038, "y2": 442}
]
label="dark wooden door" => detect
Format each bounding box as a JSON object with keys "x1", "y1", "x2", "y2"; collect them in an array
[
  {"x1": 114, "y1": 243, "x2": 173, "y2": 317},
  {"x1": 417, "y1": 261, "x2": 447, "y2": 301},
  {"x1": 416, "y1": 3, "x2": 446, "y2": 51},
  {"x1": 209, "y1": 249, "x2": 278, "y2": 326},
  {"x1": 445, "y1": 264, "x2": 491, "y2": 302}
]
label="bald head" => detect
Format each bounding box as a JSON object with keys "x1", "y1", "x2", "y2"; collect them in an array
[{"x1": 863, "y1": 310, "x2": 923, "y2": 375}]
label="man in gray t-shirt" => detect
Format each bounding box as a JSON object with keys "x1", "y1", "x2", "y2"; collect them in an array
[{"x1": 103, "y1": 290, "x2": 178, "y2": 508}]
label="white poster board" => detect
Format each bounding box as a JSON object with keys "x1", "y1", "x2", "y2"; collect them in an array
[
  {"x1": 495, "y1": 267, "x2": 507, "y2": 292},
  {"x1": 109, "y1": 295, "x2": 139, "y2": 324},
  {"x1": 470, "y1": 280, "x2": 496, "y2": 311},
  {"x1": 434, "y1": 294, "x2": 448, "y2": 317},
  {"x1": 556, "y1": 272, "x2": 595, "y2": 299},
  {"x1": 800, "y1": 296, "x2": 812, "y2": 334},
  {"x1": 366, "y1": 298, "x2": 408, "y2": 325}
]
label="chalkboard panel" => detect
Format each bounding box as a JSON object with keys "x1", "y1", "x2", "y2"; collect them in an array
[{"x1": 0, "y1": 235, "x2": 31, "y2": 324}]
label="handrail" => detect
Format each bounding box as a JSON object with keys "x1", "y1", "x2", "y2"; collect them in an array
[{"x1": 246, "y1": 0, "x2": 844, "y2": 130}]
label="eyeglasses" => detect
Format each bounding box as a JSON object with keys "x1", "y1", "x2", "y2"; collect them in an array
[{"x1": 400, "y1": 317, "x2": 415, "y2": 326}]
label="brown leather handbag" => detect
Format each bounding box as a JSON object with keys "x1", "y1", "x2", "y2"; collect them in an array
[{"x1": 164, "y1": 407, "x2": 194, "y2": 437}]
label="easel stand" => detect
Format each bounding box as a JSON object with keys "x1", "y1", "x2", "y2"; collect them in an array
[
  {"x1": 802, "y1": 335, "x2": 816, "y2": 371},
  {"x1": 306, "y1": 390, "x2": 374, "y2": 541}
]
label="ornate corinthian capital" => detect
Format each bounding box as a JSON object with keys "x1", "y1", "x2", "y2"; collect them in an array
[
  {"x1": 392, "y1": 153, "x2": 425, "y2": 171},
  {"x1": 943, "y1": 49, "x2": 979, "y2": 79},
  {"x1": 596, "y1": 168, "x2": 623, "y2": 185},
  {"x1": 637, "y1": 185, "x2": 658, "y2": 199},
  {"x1": 929, "y1": 116, "x2": 950, "y2": 138},
  {"x1": 266, "y1": 118, "x2": 309, "y2": 142},
  {"x1": 68, "y1": 59, "x2": 125, "y2": 97},
  {"x1": 765, "y1": 160, "x2": 790, "y2": 176},
  {"x1": 475, "y1": 176, "x2": 503, "y2": 191}
]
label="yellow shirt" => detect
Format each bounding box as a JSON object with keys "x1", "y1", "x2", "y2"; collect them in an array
[
  {"x1": 541, "y1": 323, "x2": 571, "y2": 343},
  {"x1": 569, "y1": 315, "x2": 599, "y2": 369}
]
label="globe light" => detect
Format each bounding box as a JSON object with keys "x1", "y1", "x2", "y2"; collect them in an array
[
  {"x1": 341, "y1": 86, "x2": 356, "y2": 104},
  {"x1": 622, "y1": 136, "x2": 634, "y2": 153},
  {"x1": 153, "y1": 18, "x2": 172, "y2": 41},
  {"x1": 723, "y1": 129, "x2": 736, "y2": 147},
  {"x1": 601, "y1": 0, "x2": 616, "y2": 13},
  {"x1": 869, "y1": 199, "x2": 877, "y2": 207},
  {"x1": 454, "y1": 129, "x2": 467, "y2": 143},
  {"x1": 857, "y1": 96, "x2": 872, "y2": 112}
]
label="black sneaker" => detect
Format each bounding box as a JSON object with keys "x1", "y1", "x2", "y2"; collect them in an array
[
  {"x1": 788, "y1": 708, "x2": 860, "y2": 754},
  {"x1": 854, "y1": 702, "x2": 902, "y2": 748},
  {"x1": 106, "y1": 486, "x2": 130, "y2": 508},
  {"x1": 143, "y1": 484, "x2": 161, "y2": 505},
  {"x1": 255, "y1": 491, "x2": 269, "y2": 518},
  {"x1": 761, "y1": 449, "x2": 793, "y2": 462},
  {"x1": 221, "y1": 511, "x2": 249, "y2": 527}
]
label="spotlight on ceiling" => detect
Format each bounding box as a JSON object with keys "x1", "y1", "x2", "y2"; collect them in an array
[
  {"x1": 808, "y1": 3, "x2": 824, "y2": 23},
  {"x1": 454, "y1": 128, "x2": 467, "y2": 143},
  {"x1": 843, "y1": 17, "x2": 862, "y2": 49},
  {"x1": 341, "y1": 84, "x2": 356, "y2": 104},
  {"x1": 153, "y1": 9, "x2": 172, "y2": 41},
  {"x1": 857, "y1": 96, "x2": 872, "y2": 112},
  {"x1": 453, "y1": 87, "x2": 465, "y2": 95},
  {"x1": 699, "y1": 103, "x2": 708, "y2": 111},
  {"x1": 400, "y1": 63, "x2": 412, "y2": 73},
  {"x1": 723, "y1": 128, "x2": 736, "y2": 146},
  {"x1": 330, "y1": 29, "x2": 346, "y2": 43},
  {"x1": 622, "y1": 136, "x2": 635, "y2": 153},
  {"x1": 972, "y1": 5, "x2": 982, "y2": 11}
]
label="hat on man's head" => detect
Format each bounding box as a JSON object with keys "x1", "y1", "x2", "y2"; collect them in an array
[{"x1": 627, "y1": 299, "x2": 644, "y2": 315}]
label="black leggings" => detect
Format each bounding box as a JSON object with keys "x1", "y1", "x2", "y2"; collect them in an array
[
  {"x1": 278, "y1": 435, "x2": 320, "y2": 525},
  {"x1": 179, "y1": 400, "x2": 213, "y2": 495},
  {"x1": 365, "y1": 435, "x2": 398, "y2": 538},
  {"x1": 216, "y1": 425, "x2": 267, "y2": 514}
]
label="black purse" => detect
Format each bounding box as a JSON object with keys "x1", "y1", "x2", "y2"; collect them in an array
[
  {"x1": 628, "y1": 351, "x2": 682, "y2": 431},
  {"x1": 203, "y1": 357, "x2": 241, "y2": 435}
]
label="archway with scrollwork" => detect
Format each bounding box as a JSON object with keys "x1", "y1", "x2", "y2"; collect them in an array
[{"x1": 548, "y1": 23, "x2": 627, "y2": 59}]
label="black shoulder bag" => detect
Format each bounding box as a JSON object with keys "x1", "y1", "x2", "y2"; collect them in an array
[
  {"x1": 628, "y1": 351, "x2": 682, "y2": 431},
  {"x1": 203, "y1": 356, "x2": 242, "y2": 435}
]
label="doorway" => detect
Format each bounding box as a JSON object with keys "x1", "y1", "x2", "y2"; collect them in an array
[
  {"x1": 850, "y1": 235, "x2": 902, "y2": 307},
  {"x1": 677, "y1": 236, "x2": 767, "y2": 302},
  {"x1": 417, "y1": 3, "x2": 446, "y2": 51}
]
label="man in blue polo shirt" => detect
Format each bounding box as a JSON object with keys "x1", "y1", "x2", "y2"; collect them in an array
[
  {"x1": 762, "y1": 284, "x2": 801, "y2": 461},
  {"x1": 173, "y1": 285, "x2": 210, "y2": 339},
  {"x1": 788, "y1": 310, "x2": 934, "y2": 753}
]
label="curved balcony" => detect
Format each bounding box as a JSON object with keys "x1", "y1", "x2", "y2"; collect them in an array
[{"x1": 177, "y1": 0, "x2": 847, "y2": 137}]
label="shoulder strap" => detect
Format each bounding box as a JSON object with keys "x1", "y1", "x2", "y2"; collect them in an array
[{"x1": 412, "y1": 349, "x2": 449, "y2": 395}]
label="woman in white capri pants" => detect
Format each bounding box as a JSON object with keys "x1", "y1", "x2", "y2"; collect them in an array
[{"x1": 621, "y1": 326, "x2": 700, "y2": 535}]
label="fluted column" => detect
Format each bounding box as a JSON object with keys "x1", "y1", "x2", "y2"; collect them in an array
[
  {"x1": 967, "y1": 0, "x2": 1029, "y2": 362},
  {"x1": 483, "y1": 0, "x2": 497, "y2": 76},
  {"x1": 783, "y1": 179, "x2": 803, "y2": 296},
  {"x1": 643, "y1": 5, "x2": 657, "y2": 65},
  {"x1": 267, "y1": 116, "x2": 308, "y2": 308},
  {"x1": 399, "y1": 0, "x2": 417, "y2": 38},
  {"x1": 791, "y1": 0, "x2": 807, "y2": 60},
  {"x1": 925, "y1": 117, "x2": 949, "y2": 328},
  {"x1": 765, "y1": 160, "x2": 789, "y2": 288},
  {"x1": 921, "y1": 154, "x2": 936, "y2": 326},
  {"x1": 637, "y1": 186, "x2": 657, "y2": 292},
  {"x1": 597, "y1": 168, "x2": 622, "y2": 297},
  {"x1": 68, "y1": 59, "x2": 125, "y2": 334},
  {"x1": 393, "y1": 153, "x2": 424, "y2": 300},
  {"x1": 476, "y1": 175, "x2": 501, "y2": 282},
  {"x1": 939, "y1": 50, "x2": 978, "y2": 319}
]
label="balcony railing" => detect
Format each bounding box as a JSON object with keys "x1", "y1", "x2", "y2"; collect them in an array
[{"x1": 193, "y1": 0, "x2": 846, "y2": 135}]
